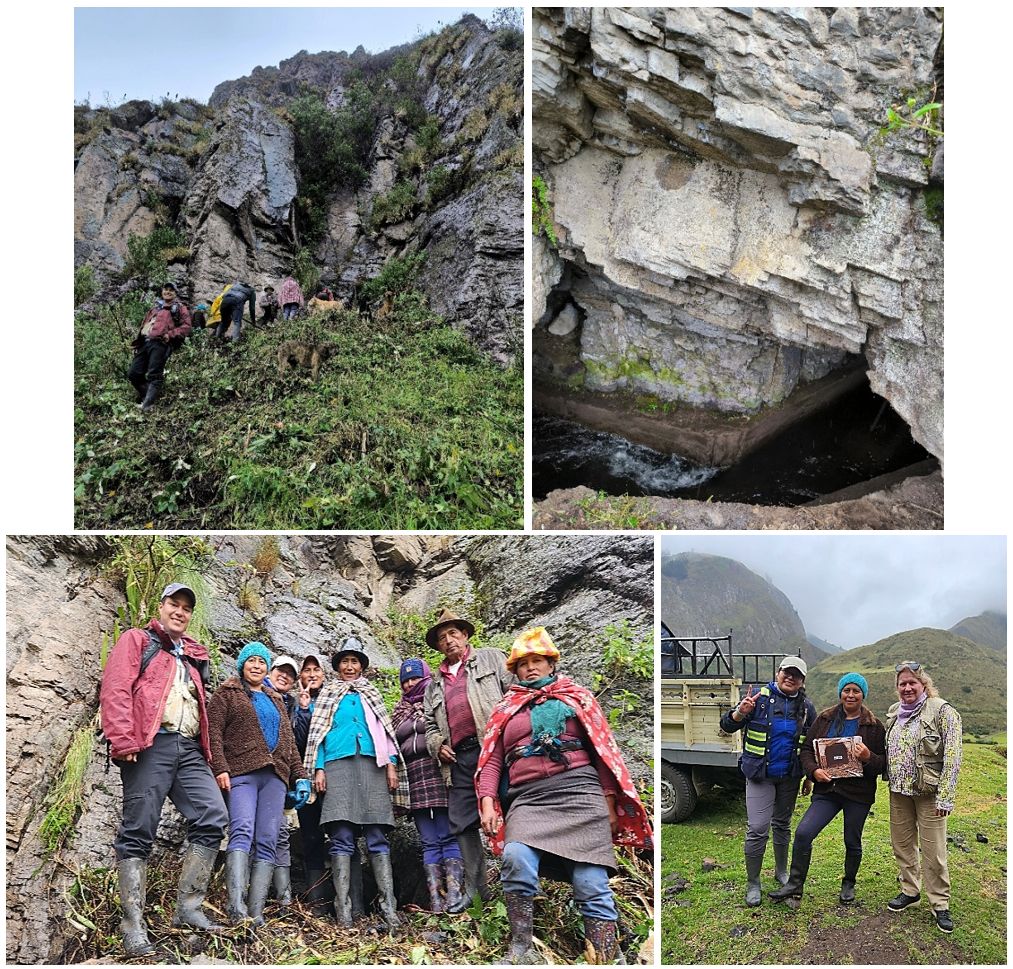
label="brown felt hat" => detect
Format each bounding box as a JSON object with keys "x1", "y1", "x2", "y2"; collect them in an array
[{"x1": 426, "y1": 609, "x2": 475, "y2": 649}]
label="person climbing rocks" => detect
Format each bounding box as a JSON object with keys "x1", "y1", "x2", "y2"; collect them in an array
[
  {"x1": 278, "y1": 275, "x2": 304, "y2": 321},
  {"x1": 99, "y1": 582, "x2": 228, "y2": 957},
  {"x1": 260, "y1": 285, "x2": 279, "y2": 324},
  {"x1": 127, "y1": 282, "x2": 192, "y2": 412},
  {"x1": 215, "y1": 281, "x2": 257, "y2": 342},
  {"x1": 314, "y1": 283, "x2": 335, "y2": 302}
]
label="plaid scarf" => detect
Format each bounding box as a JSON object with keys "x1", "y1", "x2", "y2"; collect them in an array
[
  {"x1": 475, "y1": 676, "x2": 653, "y2": 855},
  {"x1": 302, "y1": 677, "x2": 410, "y2": 810}
]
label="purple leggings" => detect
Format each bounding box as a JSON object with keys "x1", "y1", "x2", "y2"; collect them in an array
[
  {"x1": 327, "y1": 821, "x2": 390, "y2": 856},
  {"x1": 413, "y1": 808, "x2": 462, "y2": 866},
  {"x1": 227, "y1": 767, "x2": 286, "y2": 862}
]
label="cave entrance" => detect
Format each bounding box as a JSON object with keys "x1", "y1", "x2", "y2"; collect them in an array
[{"x1": 533, "y1": 377, "x2": 936, "y2": 506}]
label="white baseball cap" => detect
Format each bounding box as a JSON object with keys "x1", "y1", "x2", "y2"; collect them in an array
[{"x1": 778, "y1": 656, "x2": 808, "y2": 677}]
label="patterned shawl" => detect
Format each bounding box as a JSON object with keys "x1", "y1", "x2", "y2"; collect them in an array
[
  {"x1": 302, "y1": 677, "x2": 410, "y2": 810},
  {"x1": 475, "y1": 675, "x2": 653, "y2": 855}
]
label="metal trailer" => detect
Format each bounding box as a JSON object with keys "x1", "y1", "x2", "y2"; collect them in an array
[{"x1": 659, "y1": 629, "x2": 782, "y2": 822}]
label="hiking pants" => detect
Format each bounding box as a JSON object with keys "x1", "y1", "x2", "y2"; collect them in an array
[
  {"x1": 114, "y1": 731, "x2": 227, "y2": 860},
  {"x1": 413, "y1": 807, "x2": 462, "y2": 866},
  {"x1": 501, "y1": 842, "x2": 617, "y2": 920},
  {"x1": 890, "y1": 791, "x2": 951, "y2": 910},
  {"x1": 447, "y1": 744, "x2": 481, "y2": 835},
  {"x1": 226, "y1": 766, "x2": 286, "y2": 862},
  {"x1": 275, "y1": 809, "x2": 291, "y2": 867},
  {"x1": 792, "y1": 791, "x2": 872, "y2": 855},
  {"x1": 744, "y1": 776, "x2": 800, "y2": 857},
  {"x1": 216, "y1": 296, "x2": 245, "y2": 340},
  {"x1": 127, "y1": 339, "x2": 171, "y2": 396}
]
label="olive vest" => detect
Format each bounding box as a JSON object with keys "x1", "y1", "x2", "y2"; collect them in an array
[{"x1": 885, "y1": 696, "x2": 949, "y2": 795}]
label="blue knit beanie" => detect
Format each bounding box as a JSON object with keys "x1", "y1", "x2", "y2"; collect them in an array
[
  {"x1": 237, "y1": 641, "x2": 271, "y2": 677},
  {"x1": 400, "y1": 657, "x2": 427, "y2": 684},
  {"x1": 838, "y1": 672, "x2": 869, "y2": 698}
]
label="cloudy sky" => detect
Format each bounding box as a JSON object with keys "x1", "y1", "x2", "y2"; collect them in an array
[
  {"x1": 75, "y1": 7, "x2": 482, "y2": 105},
  {"x1": 660, "y1": 535, "x2": 1007, "y2": 649}
]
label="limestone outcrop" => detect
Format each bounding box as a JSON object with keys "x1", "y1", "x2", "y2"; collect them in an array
[{"x1": 533, "y1": 7, "x2": 943, "y2": 460}]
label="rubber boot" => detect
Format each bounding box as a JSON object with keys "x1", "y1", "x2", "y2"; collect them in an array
[
  {"x1": 331, "y1": 855, "x2": 353, "y2": 928},
  {"x1": 272, "y1": 865, "x2": 292, "y2": 906},
  {"x1": 172, "y1": 843, "x2": 225, "y2": 931},
  {"x1": 583, "y1": 917, "x2": 621, "y2": 965},
  {"x1": 839, "y1": 849, "x2": 861, "y2": 904},
  {"x1": 350, "y1": 854, "x2": 365, "y2": 919},
  {"x1": 247, "y1": 859, "x2": 274, "y2": 926},
  {"x1": 773, "y1": 841, "x2": 790, "y2": 886},
  {"x1": 498, "y1": 892, "x2": 536, "y2": 964},
  {"x1": 225, "y1": 850, "x2": 250, "y2": 922},
  {"x1": 444, "y1": 857, "x2": 465, "y2": 912},
  {"x1": 117, "y1": 858, "x2": 155, "y2": 956},
  {"x1": 769, "y1": 844, "x2": 812, "y2": 901},
  {"x1": 370, "y1": 852, "x2": 401, "y2": 930},
  {"x1": 139, "y1": 382, "x2": 160, "y2": 412},
  {"x1": 130, "y1": 377, "x2": 147, "y2": 404},
  {"x1": 744, "y1": 851, "x2": 764, "y2": 907},
  {"x1": 448, "y1": 828, "x2": 489, "y2": 913},
  {"x1": 304, "y1": 866, "x2": 330, "y2": 915},
  {"x1": 424, "y1": 862, "x2": 445, "y2": 912}
]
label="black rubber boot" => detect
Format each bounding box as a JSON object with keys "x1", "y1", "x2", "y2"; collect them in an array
[
  {"x1": 246, "y1": 859, "x2": 274, "y2": 926},
  {"x1": 583, "y1": 917, "x2": 622, "y2": 964},
  {"x1": 117, "y1": 858, "x2": 155, "y2": 956},
  {"x1": 498, "y1": 892, "x2": 536, "y2": 964},
  {"x1": 331, "y1": 855, "x2": 353, "y2": 928},
  {"x1": 370, "y1": 852, "x2": 401, "y2": 930},
  {"x1": 139, "y1": 381, "x2": 160, "y2": 412},
  {"x1": 172, "y1": 844, "x2": 225, "y2": 931},
  {"x1": 444, "y1": 857, "x2": 465, "y2": 912},
  {"x1": 773, "y1": 841, "x2": 790, "y2": 886},
  {"x1": 448, "y1": 828, "x2": 489, "y2": 913},
  {"x1": 225, "y1": 850, "x2": 250, "y2": 922},
  {"x1": 744, "y1": 851, "x2": 764, "y2": 907},
  {"x1": 272, "y1": 865, "x2": 292, "y2": 906},
  {"x1": 304, "y1": 866, "x2": 332, "y2": 916},
  {"x1": 424, "y1": 862, "x2": 445, "y2": 912},
  {"x1": 350, "y1": 854, "x2": 365, "y2": 919},
  {"x1": 839, "y1": 849, "x2": 861, "y2": 904},
  {"x1": 769, "y1": 844, "x2": 812, "y2": 901}
]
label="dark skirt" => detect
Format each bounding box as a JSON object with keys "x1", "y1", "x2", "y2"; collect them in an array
[
  {"x1": 504, "y1": 765, "x2": 617, "y2": 873},
  {"x1": 319, "y1": 755, "x2": 395, "y2": 828}
]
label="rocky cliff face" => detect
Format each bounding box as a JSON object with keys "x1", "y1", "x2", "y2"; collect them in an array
[
  {"x1": 74, "y1": 14, "x2": 522, "y2": 362},
  {"x1": 5, "y1": 533, "x2": 651, "y2": 965},
  {"x1": 533, "y1": 7, "x2": 943, "y2": 459}
]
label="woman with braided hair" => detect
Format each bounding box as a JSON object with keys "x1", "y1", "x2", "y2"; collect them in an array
[{"x1": 475, "y1": 628, "x2": 652, "y2": 964}]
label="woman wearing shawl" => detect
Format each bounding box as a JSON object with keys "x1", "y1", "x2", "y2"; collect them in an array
[
  {"x1": 302, "y1": 637, "x2": 409, "y2": 930},
  {"x1": 476, "y1": 628, "x2": 652, "y2": 965},
  {"x1": 391, "y1": 658, "x2": 464, "y2": 912},
  {"x1": 885, "y1": 662, "x2": 962, "y2": 934}
]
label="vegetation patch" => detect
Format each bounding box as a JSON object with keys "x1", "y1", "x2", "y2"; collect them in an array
[{"x1": 532, "y1": 174, "x2": 558, "y2": 246}]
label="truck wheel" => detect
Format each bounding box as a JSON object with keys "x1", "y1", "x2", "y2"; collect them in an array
[{"x1": 660, "y1": 763, "x2": 697, "y2": 823}]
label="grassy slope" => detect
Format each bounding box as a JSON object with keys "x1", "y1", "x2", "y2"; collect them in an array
[
  {"x1": 806, "y1": 628, "x2": 1006, "y2": 736},
  {"x1": 660, "y1": 743, "x2": 1007, "y2": 965},
  {"x1": 74, "y1": 302, "x2": 522, "y2": 529}
]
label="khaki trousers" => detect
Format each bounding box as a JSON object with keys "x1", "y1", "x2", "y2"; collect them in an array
[{"x1": 889, "y1": 790, "x2": 951, "y2": 910}]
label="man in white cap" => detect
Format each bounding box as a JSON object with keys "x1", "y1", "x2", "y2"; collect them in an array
[
  {"x1": 100, "y1": 582, "x2": 228, "y2": 955},
  {"x1": 719, "y1": 656, "x2": 817, "y2": 907}
]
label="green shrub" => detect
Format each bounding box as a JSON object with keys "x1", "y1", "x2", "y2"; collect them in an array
[
  {"x1": 532, "y1": 174, "x2": 558, "y2": 246},
  {"x1": 360, "y1": 251, "x2": 426, "y2": 304},
  {"x1": 74, "y1": 265, "x2": 97, "y2": 307},
  {"x1": 123, "y1": 226, "x2": 187, "y2": 285},
  {"x1": 292, "y1": 247, "x2": 321, "y2": 295},
  {"x1": 370, "y1": 179, "x2": 417, "y2": 227},
  {"x1": 457, "y1": 108, "x2": 489, "y2": 144}
]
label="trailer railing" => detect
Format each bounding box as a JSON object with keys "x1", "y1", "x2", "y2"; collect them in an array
[{"x1": 660, "y1": 631, "x2": 782, "y2": 683}]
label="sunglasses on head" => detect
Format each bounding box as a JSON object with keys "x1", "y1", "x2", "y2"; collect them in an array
[{"x1": 895, "y1": 662, "x2": 921, "y2": 672}]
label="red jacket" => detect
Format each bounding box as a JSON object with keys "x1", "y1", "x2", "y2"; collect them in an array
[
  {"x1": 100, "y1": 620, "x2": 213, "y2": 761},
  {"x1": 139, "y1": 301, "x2": 192, "y2": 342}
]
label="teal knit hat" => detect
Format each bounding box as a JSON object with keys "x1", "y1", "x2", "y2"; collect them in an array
[
  {"x1": 237, "y1": 641, "x2": 271, "y2": 677},
  {"x1": 838, "y1": 672, "x2": 869, "y2": 698}
]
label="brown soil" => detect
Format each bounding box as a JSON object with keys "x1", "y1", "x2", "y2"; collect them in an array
[{"x1": 796, "y1": 910, "x2": 966, "y2": 965}]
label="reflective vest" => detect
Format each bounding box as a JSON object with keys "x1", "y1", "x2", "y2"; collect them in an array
[{"x1": 737, "y1": 685, "x2": 816, "y2": 781}]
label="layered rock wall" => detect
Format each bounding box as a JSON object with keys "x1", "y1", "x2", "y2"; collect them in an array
[{"x1": 533, "y1": 7, "x2": 943, "y2": 460}]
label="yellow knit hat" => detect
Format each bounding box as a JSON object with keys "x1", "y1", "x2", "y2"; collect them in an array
[{"x1": 506, "y1": 627, "x2": 561, "y2": 672}]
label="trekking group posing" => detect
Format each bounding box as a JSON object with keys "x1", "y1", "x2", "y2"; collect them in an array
[
  {"x1": 128, "y1": 275, "x2": 332, "y2": 412},
  {"x1": 99, "y1": 585, "x2": 652, "y2": 963},
  {"x1": 721, "y1": 656, "x2": 963, "y2": 934}
]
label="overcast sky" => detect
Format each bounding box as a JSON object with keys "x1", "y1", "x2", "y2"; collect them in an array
[
  {"x1": 75, "y1": 7, "x2": 485, "y2": 105},
  {"x1": 660, "y1": 535, "x2": 1007, "y2": 649}
]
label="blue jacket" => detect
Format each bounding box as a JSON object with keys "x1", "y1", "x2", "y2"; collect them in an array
[{"x1": 719, "y1": 682, "x2": 817, "y2": 782}]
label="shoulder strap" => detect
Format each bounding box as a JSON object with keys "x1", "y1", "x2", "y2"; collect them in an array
[{"x1": 138, "y1": 629, "x2": 165, "y2": 678}]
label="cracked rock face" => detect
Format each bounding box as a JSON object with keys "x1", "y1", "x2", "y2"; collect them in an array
[{"x1": 533, "y1": 7, "x2": 943, "y2": 461}]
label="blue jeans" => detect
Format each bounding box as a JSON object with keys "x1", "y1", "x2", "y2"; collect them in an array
[
  {"x1": 283, "y1": 302, "x2": 299, "y2": 320},
  {"x1": 413, "y1": 808, "x2": 462, "y2": 865},
  {"x1": 327, "y1": 821, "x2": 389, "y2": 856},
  {"x1": 501, "y1": 841, "x2": 617, "y2": 920},
  {"x1": 227, "y1": 767, "x2": 286, "y2": 862}
]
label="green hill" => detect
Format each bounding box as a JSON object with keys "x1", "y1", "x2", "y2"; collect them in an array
[
  {"x1": 806, "y1": 627, "x2": 1006, "y2": 736},
  {"x1": 949, "y1": 610, "x2": 1006, "y2": 655},
  {"x1": 661, "y1": 742, "x2": 1007, "y2": 964}
]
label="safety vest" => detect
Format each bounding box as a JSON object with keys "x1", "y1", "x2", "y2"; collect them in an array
[
  {"x1": 737, "y1": 685, "x2": 816, "y2": 781},
  {"x1": 885, "y1": 696, "x2": 950, "y2": 794}
]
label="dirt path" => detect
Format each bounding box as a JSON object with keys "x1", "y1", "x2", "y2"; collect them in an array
[{"x1": 797, "y1": 910, "x2": 966, "y2": 965}]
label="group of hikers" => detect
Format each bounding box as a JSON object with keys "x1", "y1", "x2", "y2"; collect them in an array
[
  {"x1": 99, "y1": 584, "x2": 652, "y2": 963},
  {"x1": 128, "y1": 275, "x2": 337, "y2": 412},
  {"x1": 721, "y1": 655, "x2": 963, "y2": 933}
]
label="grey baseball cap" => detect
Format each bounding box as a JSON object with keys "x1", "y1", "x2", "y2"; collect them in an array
[
  {"x1": 161, "y1": 582, "x2": 196, "y2": 606},
  {"x1": 778, "y1": 656, "x2": 808, "y2": 677}
]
